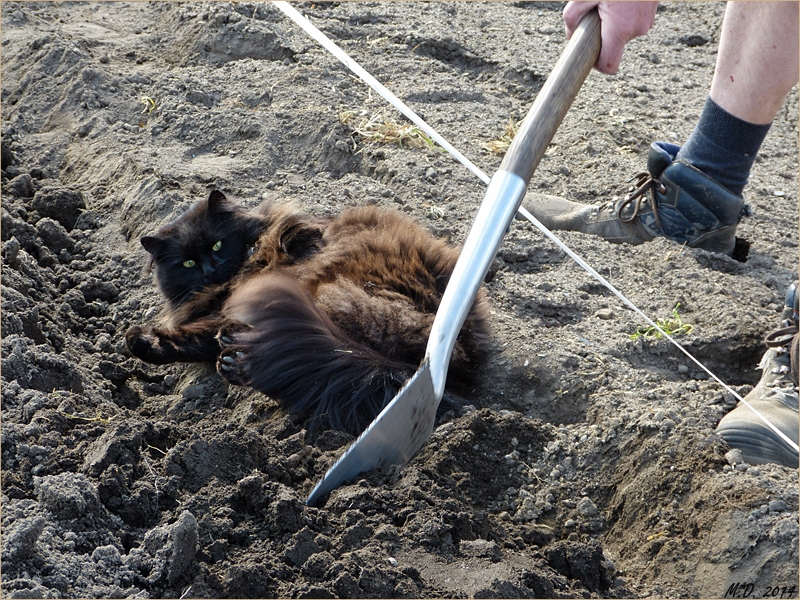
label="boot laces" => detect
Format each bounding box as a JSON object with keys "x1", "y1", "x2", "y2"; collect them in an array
[
  {"x1": 617, "y1": 172, "x2": 667, "y2": 230},
  {"x1": 765, "y1": 321, "x2": 799, "y2": 385}
]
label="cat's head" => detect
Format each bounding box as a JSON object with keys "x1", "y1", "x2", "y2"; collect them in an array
[{"x1": 141, "y1": 190, "x2": 265, "y2": 307}]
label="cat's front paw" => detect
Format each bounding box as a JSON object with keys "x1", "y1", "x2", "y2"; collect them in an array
[
  {"x1": 217, "y1": 347, "x2": 251, "y2": 386},
  {"x1": 216, "y1": 321, "x2": 252, "y2": 385},
  {"x1": 216, "y1": 320, "x2": 252, "y2": 349},
  {"x1": 126, "y1": 325, "x2": 160, "y2": 361}
]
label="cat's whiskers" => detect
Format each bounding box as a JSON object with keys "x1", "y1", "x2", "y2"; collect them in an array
[{"x1": 170, "y1": 286, "x2": 200, "y2": 308}]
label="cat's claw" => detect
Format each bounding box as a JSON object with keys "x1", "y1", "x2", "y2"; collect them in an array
[
  {"x1": 220, "y1": 352, "x2": 244, "y2": 366},
  {"x1": 216, "y1": 320, "x2": 251, "y2": 350},
  {"x1": 217, "y1": 349, "x2": 249, "y2": 386}
]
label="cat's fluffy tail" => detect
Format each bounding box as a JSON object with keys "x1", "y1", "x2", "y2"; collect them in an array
[{"x1": 221, "y1": 274, "x2": 422, "y2": 434}]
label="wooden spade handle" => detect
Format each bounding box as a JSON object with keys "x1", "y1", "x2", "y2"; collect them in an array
[{"x1": 500, "y1": 9, "x2": 601, "y2": 184}]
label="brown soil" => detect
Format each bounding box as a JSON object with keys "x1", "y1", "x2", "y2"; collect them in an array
[{"x1": 2, "y1": 2, "x2": 797, "y2": 598}]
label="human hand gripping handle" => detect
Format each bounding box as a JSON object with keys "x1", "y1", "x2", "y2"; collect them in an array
[{"x1": 564, "y1": 1, "x2": 658, "y2": 74}]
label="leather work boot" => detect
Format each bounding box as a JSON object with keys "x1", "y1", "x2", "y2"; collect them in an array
[
  {"x1": 522, "y1": 142, "x2": 750, "y2": 256},
  {"x1": 716, "y1": 282, "x2": 799, "y2": 468}
]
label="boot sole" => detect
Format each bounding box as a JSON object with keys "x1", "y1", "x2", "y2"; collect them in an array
[{"x1": 716, "y1": 421, "x2": 799, "y2": 469}]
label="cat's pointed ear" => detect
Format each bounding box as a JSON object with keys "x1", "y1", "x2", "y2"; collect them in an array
[
  {"x1": 207, "y1": 190, "x2": 228, "y2": 213},
  {"x1": 141, "y1": 235, "x2": 166, "y2": 256}
]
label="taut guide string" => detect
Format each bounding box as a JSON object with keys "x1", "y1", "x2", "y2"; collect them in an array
[{"x1": 273, "y1": 1, "x2": 799, "y2": 457}]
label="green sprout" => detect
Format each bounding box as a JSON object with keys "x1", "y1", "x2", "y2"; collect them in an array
[
  {"x1": 140, "y1": 96, "x2": 157, "y2": 114},
  {"x1": 630, "y1": 303, "x2": 694, "y2": 341}
]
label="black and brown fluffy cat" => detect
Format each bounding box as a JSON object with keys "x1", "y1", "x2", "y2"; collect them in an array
[{"x1": 126, "y1": 190, "x2": 490, "y2": 434}]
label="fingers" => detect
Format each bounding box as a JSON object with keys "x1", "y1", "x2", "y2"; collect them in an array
[
  {"x1": 563, "y1": 1, "x2": 600, "y2": 39},
  {"x1": 595, "y1": 2, "x2": 658, "y2": 74},
  {"x1": 594, "y1": 9, "x2": 633, "y2": 74},
  {"x1": 564, "y1": 1, "x2": 658, "y2": 75}
]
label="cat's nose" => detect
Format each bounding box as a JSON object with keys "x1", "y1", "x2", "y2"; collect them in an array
[{"x1": 201, "y1": 261, "x2": 215, "y2": 276}]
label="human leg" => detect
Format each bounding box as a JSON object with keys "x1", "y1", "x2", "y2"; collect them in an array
[
  {"x1": 524, "y1": 1, "x2": 799, "y2": 256},
  {"x1": 677, "y1": 2, "x2": 799, "y2": 196},
  {"x1": 710, "y1": 1, "x2": 799, "y2": 126}
]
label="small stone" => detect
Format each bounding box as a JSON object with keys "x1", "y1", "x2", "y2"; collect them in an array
[
  {"x1": 4, "y1": 237, "x2": 21, "y2": 266},
  {"x1": 725, "y1": 448, "x2": 744, "y2": 466},
  {"x1": 769, "y1": 499, "x2": 790, "y2": 513},
  {"x1": 774, "y1": 190, "x2": 785, "y2": 197},
  {"x1": 387, "y1": 557, "x2": 399, "y2": 567},
  {"x1": 36, "y1": 218, "x2": 73, "y2": 254},
  {"x1": 677, "y1": 364, "x2": 689, "y2": 374},
  {"x1": 576, "y1": 497, "x2": 599, "y2": 517},
  {"x1": 237, "y1": 474, "x2": 264, "y2": 495},
  {"x1": 7, "y1": 173, "x2": 34, "y2": 197},
  {"x1": 595, "y1": 308, "x2": 614, "y2": 320}
]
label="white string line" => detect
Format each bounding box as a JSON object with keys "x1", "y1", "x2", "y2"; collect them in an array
[
  {"x1": 273, "y1": 2, "x2": 799, "y2": 456},
  {"x1": 272, "y1": 2, "x2": 491, "y2": 186},
  {"x1": 519, "y1": 202, "x2": 798, "y2": 455}
]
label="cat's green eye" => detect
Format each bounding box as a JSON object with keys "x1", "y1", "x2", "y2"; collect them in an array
[
  {"x1": 183, "y1": 259, "x2": 196, "y2": 268},
  {"x1": 212, "y1": 240, "x2": 223, "y2": 252}
]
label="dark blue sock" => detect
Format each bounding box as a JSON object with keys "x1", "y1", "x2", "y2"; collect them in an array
[{"x1": 675, "y1": 97, "x2": 772, "y2": 197}]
